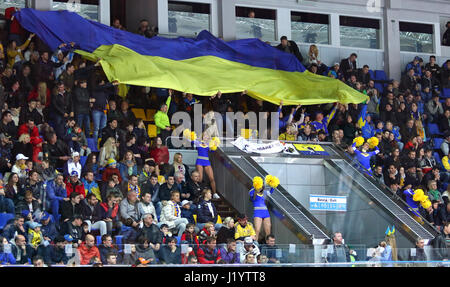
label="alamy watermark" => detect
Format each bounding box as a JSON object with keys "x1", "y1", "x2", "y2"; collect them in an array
[{"x1": 170, "y1": 104, "x2": 280, "y2": 148}]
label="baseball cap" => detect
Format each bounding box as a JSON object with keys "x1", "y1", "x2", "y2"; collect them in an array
[
  {"x1": 40, "y1": 211, "x2": 51, "y2": 221},
  {"x1": 21, "y1": 210, "x2": 31, "y2": 217},
  {"x1": 181, "y1": 200, "x2": 191, "y2": 207},
  {"x1": 70, "y1": 170, "x2": 79, "y2": 177},
  {"x1": 72, "y1": 152, "x2": 80, "y2": 158},
  {"x1": 64, "y1": 234, "x2": 74, "y2": 242},
  {"x1": 16, "y1": 154, "x2": 29, "y2": 161},
  {"x1": 244, "y1": 237, "x2": 253, "y2": 245},
  {"x1": 29, "y1": 222, "x2": 42, "y2": 229}
]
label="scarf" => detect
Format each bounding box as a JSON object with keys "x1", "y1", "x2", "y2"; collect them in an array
[{"x1": 128, "y1": 183, "x2": 141, "y2": 198}]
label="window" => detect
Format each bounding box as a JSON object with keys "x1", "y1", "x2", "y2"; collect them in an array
[
  {"x1": 235, "y1": 7, "x2": 276, "y2": 42},
  {"x1": 400, "y1": 22, "x2": 434, "y2": 53},
  {"x1": 291, "y1": 11, "x2": 329, "y2": 45},
  {"x1": 340, "y1": 16, "x2": 380, "y2": 49},
  {"x1": 0, "y1": 0, "x2": 26, "y2": 17},
  {"x1": 52, "y1": 0, "x2": 99, "y2": 21},
  {"x1": 168, "y1": 1, "x2": 211, "y2": 37}
]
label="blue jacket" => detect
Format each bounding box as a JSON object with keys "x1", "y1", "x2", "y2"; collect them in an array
[
  {"x1": 196, "y1": 199, "x2": 218, "y2": 224},
  {"x1": 219, "y1": 247, "x2": 240, "y2": 264},
  {"x1": 361, "y1": 123, "x2": 375, "y2": 139},
  {"x1": 118, "y1": 162, "x2": 138, "y2": 181},
  {"x1": 181, "y1": 205, "x2": 197, "y2": 224},
  {"x1": 46, "y1": 180, "x2": 66, "y2": 202},
  {"x1": 0, "y1": 252, "x2": 16, "y2": 264},
  {"x1": 405, "y1": 61, "x2": 422, "y2": 77},
  {"x1": 41, "y1": 221, "x2": 58, "y2": 241}
]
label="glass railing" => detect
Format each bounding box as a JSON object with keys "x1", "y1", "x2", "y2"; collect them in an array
[
  {"x1": 1, "y1": 242, "x2": 448, "y2": 267},
  {"x1": 236, "y1": 17, "x2": 276, "y2": 42}
]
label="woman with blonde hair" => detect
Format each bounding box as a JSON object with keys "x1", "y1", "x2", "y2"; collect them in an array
[
  {"x1": 99, "y1": 137, "x2": 118, "y2": 167},
  {"x1": 12, "y1": 133, "x2": 32, "y2": 161},
  {"x1": 306, "y1": 44, "x2": 327, "y2": 74},
  {"x1": 169, "y1": 152, "x2": 190, "y2": 181},
  {"x1": 380, "y1": 227, "x2": 398, "y2": 266}
]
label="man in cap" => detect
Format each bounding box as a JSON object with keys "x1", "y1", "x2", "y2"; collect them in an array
[
  {"x1": 234, "y1": 214, "x2": 256, "y2": 242},
  {"x1": 46, "y1": 235, "x2": 69, "y2": 265},
  {"x1": 65, "y1": 170, "x2": 85, "y2": 199},
  {"x1": 40, "y1": 211, "x2": 58, "y2": 242},
  {"x1": 64, "y1": 151, "x2": 82, "y2": 179},
  {"x1": 238, "y1": 236, "x2": 260, "y2": 264}
]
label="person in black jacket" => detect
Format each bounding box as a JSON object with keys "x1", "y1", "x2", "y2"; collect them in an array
[
  {"x1": 18, "y1": 98, "x2": 43, "y2": 126},
  {"x1": 339, "y1": 53, "x2": 358, "y2": 81},
  {"x1": 185, "y1": 171, "x2": 205, "y2": 203},
  {"x1": 442, "y1": 21, "x2": 450, "y2": 47},
  {"x1": 91, "y1": 78, "x2": 119, "y2": 144},
  {"x1": 59, "y1": 214, "x2": 83, "y2": 245},
  {"x1": 0, "y1": 110, "x2": 17, "y2": 139},
  {"x1": 44, "y1": 131, "x2": 71, "y2": 169},
  {"x1": 80, "y1": 193, "x2": 108, "y2": 236},
  {"x1": 49, "y1": 81, "x2": 73, "y2": 139},
  {"x1": 158, "y1": 175, "x2": 178, "y2": 202},
  {"x1": 432, "y1": 222, "x2": 450, "y2": 260},
  {"x1": 100, "y1": 119, "x2": 120, "y2": 148},
  {"x1": 60, "y1": 192, "x2": 82, "y2": 224},
  {"x1": 138, "y1": 213, "x2": 163, "y2": 255},
  {"x1": 46, "y1": 235, "x2": 69, "y2": 265},
  {"x1": 73, "y1": 79, "x2": 93, "y2": 138},
  {"x1": 196, "y1": 189, "x2": 221, "y2": 230},
  {"x1": 276, "y1": 36, "x2": 303, "y2": 64},
  {"x1": 118, "y1": 100, "x2": 136, "y2": 129}
]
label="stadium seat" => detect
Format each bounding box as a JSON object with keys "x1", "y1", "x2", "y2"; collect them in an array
[
  {"x1": 115, "y1": 235, "x2": 123, "y2": 251},
  {"x1": 369, "y1": 70, "x2": 375, "y2": 80},
  {"x1": 433, "y1": 138, "x2": 444, "y2": 150},
  {"x1": 428, "y1": 123, "x2": 443, "y2": 136},
  {"x1": 434, "y1": 152, "x2": 445, "y2": 171},
  {"x1": 0, "y1": 213, "x2": 14, "y2": 231},
  {"x1": 175, "y1": 235, "x2": 181, "y2": 245},
  {"x1": 87, "y1": 138, "x2": 99, "y2": 153},
  {"x1": 146, "y1": 109, "x2": 156, "y2": 121},
  {"x1": 443, "y1": 88, "x2": 450, "y2": 99},
  {"x1": 148, "y1": 124, "x2": 157, "y2": 138},
  {"x1": 96, "y1": 235, "x2": 102, "y2": 246},
  {"x1": 80, "y1": 156, "x2": 87, "y2": 167},
  {"x1": 131, "y1": 108, "x2": 146, "y2": 120}
]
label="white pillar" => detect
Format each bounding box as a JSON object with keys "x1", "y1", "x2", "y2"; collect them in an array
[
  {"x1": 157, "y1": 0, "x2": 169, "y2": 35},
  {"x1": 217, "y1": 0, "x2": 236, "y2": 41},
  {"x1": 383, "y1": 3, "x2": 401, "y2": 81},
  {"x1": 98, "y1": 0, "x2": 110, "y2": 25},
  {"x1": 32, "y1": 0, "x2": 52, "y2": 10},
  {"x1": 329, "y1": 14, "x2": 340, "y2": 47},
  {"x1": 277, "y1": 8, "x2": 291, "y2": 41}
]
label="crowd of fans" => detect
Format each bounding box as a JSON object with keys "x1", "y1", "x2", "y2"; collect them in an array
[{"x1": 0, "y1": 8, "x2": 449, "y2": 266}]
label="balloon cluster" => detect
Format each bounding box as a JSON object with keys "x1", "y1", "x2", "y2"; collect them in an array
[{"x1": 413, "y1": 189, "x2": 432, "y2": 209}]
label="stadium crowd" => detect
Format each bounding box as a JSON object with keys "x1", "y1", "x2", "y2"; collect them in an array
[{"x1": 0, "y1": 9, "x2": 449, "y2": 266}]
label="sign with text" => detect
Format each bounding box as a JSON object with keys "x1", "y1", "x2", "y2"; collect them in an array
[
  {"x1": 293, "y1": 144, "x2": 329, "y2": 156},
  {"x1": 309, "y1": 195, "x2": 347, "y2": 211}
]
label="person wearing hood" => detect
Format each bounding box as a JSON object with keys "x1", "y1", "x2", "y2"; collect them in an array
[
  {"x1": 135, "y1": 235, "x2": 156, "y2": 264},
  {"x1": 0, "y1": 236, "x2": 16, "y2": 265}
]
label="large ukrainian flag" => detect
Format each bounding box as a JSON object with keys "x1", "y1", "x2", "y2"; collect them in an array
[{"x1": 16, "y1": 9, "x2": 368, "y2": 105}]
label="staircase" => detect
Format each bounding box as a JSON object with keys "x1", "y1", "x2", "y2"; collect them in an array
[{"x1": 213, "y1": 193, "x2": 240, "y2": 221}]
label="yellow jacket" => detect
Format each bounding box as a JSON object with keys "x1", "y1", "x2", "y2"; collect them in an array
[
  {"x1": 7, "y1": 38, "x2": 31, "y2": 68},
  {"x1": 235, "y1": 222, "x2": 256, "y2": 240},
  {"x1": 443, "y1": 156, "x2": 450, "y2": 171}
]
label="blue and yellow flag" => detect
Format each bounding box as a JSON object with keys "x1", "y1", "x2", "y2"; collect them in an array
[{"x1": 16, "y1": 9, "x2": 368, "y2": 105}]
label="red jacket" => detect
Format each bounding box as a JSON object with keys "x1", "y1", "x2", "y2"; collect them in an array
[
  {"x1": 197, "y1": 246, "x2": 221, "y2": 264},
  {"x1": 150, "y1": 146, "x2": 169, "y2": 165},
  {"x1": 28, "y1": 88, "x2": 51, "y2": 108},
  {"x1": 100, "y1": 202, "x2": 119, "y2": 219},
  {"x1": 78, "y1": 242, "x2": 101, "y2": 265},
  {"x1": 65, "y1": 179, "x2": 86, "y2": 199},
  {"x1": 18, "y1": 123, "x2": 43, "y2": 146},
  {"x1": 102, "y1": 167, "x2": 122, "y2": 183}
]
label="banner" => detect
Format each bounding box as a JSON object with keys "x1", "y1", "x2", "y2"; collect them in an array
[
  {"x1": 231, "y1": 137, "x2": 284, "y2": 154},
  {"x1": 309, "y1": 195, "x2": 347, "y2": 211},
  {"x1": 293, "y1": 144, "x2": 330, "y2": 156}
]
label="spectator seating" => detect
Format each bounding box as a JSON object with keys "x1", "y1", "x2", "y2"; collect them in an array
[
  {"x1": 96, "y1": 235, "x2": 102, "y2": 246},
  {"x1": 87, "y1": 138, "x2": 99, "y2": 153},
  {"x1": 374, "y1": 70, "x2": 388, "y2": 94},
  {"x1": 0, "y1": 213, "x2": 14, "y2": 231},
  {"x1": 131, "y1": 108, "x2": 146, "y2": 120},
  {"x1": 428, "y1": 123, "x2": 443, "y2": 136},
  {"x1": 148, "y1": 124, "x2": 157, "y2": 138},
  {"x1": 434, "y1": 152, "x2": 445, "y2": 171},
  {"x1": 146, "y1": 109, "x2": 156, "y2": 122},
  {"x1": 433, "y1": 138, "x2": 444, "y2": 151},
  {"x1": 80, "y1": 156, "x2": 87, "y2": 167},
  {"x1": 443, "y1": 88, "x2": 450, "y2": 99}
]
